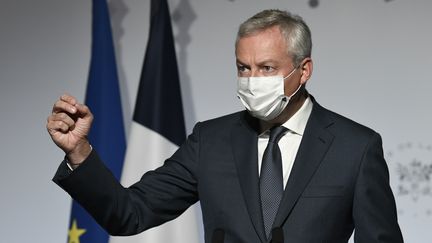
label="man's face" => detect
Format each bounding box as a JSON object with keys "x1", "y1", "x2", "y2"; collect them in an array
[{"x1": 235, "y1": 25, "x2": 303, "y2": 97}]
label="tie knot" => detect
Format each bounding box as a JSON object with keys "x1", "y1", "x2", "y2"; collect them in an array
[{"x1": 269, "y1": 126, "x2": 287, "y2": 143}]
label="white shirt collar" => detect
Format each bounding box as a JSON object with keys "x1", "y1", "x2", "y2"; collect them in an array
[{"x1": 281, "y1": 96, "x2": 313, "y2": 135}]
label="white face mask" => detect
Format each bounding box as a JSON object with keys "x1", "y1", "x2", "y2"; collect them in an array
[{"x1": 237, "y1": 68, "x2": 302, "y2": 121}]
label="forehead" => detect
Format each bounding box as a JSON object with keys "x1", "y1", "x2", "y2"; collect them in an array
[{"x1": 235, "y1": 26, "x2": 289, "y2": 61}]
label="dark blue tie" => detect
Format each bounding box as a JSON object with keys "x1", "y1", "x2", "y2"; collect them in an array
[{"x1": 260, "y1": 126, "x2": 287, "y2": 239}]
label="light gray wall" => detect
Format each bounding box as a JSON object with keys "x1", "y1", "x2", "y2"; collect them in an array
[
  {"x1": 1, "y1": 0, "x2": 431, "y2": 242},
  {"x1": 1, "y1": 1, "x2": 90, "y2": 242}
]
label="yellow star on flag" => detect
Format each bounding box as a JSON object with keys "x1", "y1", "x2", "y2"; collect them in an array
[{"x1": 68, "y1": 219, "x2": 86, "y2": 243}]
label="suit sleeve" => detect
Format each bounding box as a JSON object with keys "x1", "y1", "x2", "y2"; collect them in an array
[
  {"x1": 52, "y1": 123, "x2": 201, "y2": 236},
  {"x1": 353, "y1": 132, "x2": 404, "y2": 242}
]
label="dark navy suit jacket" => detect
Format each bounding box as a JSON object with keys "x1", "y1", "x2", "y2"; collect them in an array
[{"x1": 53, "y1": 97, "x2": 403, "y2": 243}]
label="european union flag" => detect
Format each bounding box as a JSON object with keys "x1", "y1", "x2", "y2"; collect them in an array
[{"x1": 67, "y1": 0, "x2": 126, "y2": 242}]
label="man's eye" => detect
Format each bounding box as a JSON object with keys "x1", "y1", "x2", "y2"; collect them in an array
[
  {"x1": 237, "y1": 65, "x2": 248, "y2": 73},
  {"x1": 263, "y1": 66, "x2": 274, "y2": 72}
]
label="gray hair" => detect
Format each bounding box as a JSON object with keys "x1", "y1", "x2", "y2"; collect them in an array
[{"x1": 236, "y1": 9, "x2": 312, "y2": 67}]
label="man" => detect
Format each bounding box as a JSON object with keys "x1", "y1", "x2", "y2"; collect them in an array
[{"x1": 47, "y1": 9, "x2": 403, "y2": 243}]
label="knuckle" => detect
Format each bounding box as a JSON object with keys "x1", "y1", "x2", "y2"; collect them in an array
[
  {"x1": 55, "y1": 99, "x2": 63, "y2": 107},
  {"x1": 57, "y1": 121, "x2": 65, "y2": 128},
  {"x1": 53, "y1": 100, "x2": 65, "y2": 112},
  {"x1": 58, "y1": 112, "x2": 68, "y2": 120}
]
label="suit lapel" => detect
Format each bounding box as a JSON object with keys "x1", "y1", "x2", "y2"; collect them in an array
[
  {"x1": 274, "y1": 101, "x2": 335, "y2": 227},
  {"x1": 231, "y1": 113, "x2": 267, "y2": 243}
]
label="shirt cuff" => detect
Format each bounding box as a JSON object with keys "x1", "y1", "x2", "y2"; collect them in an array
[{"x1": 66, "y1": 145, "x2": 93, "y2": 171}]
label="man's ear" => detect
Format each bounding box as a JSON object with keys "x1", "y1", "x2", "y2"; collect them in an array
[{"x1": 300, "y1": 57, "x2": 313, "y2": 85}]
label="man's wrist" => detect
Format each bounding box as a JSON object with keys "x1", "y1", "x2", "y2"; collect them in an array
[{"x1": 66, "y1": 141, "x2": 92, "y2": 170}]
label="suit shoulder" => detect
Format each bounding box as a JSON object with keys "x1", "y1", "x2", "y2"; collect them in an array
[
  {"x1": 198, "y1": 111, "x2": 244, "y2": 128},
  {"x1": 187, "y1": 111, "x2": 246, "y2": 139},
  {"x1": 317, "y1": 104, "x2": 378, "y2": 138}
]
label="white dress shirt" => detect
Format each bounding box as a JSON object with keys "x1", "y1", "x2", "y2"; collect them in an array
[{"x1": 257, "y1": 97, "x2": 313, "y2": 189}]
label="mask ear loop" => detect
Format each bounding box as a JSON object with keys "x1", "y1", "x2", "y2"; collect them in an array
[
  {"x1": 289, "y1": 83, "x2": 303, "y2": 98},
  {"x1": 283, "y1": 66, "x2": 302, "y2": 98},
  {"x1": 283, "y1": 67, "x2": 297, "y2": 80}
]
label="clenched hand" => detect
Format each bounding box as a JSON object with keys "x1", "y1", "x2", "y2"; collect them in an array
[{"x1": 46, "y1": 94, "x2": 93, "y2": 168}]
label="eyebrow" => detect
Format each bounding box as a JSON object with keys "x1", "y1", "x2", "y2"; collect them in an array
[
  {"x1": 236, "y1": 59, "x2": 246, "y2": 65},
  {"x1": 256, "y1": 59, "x2": 278, "y2": 66},
  {"x1": 236, "y1": 60, "x2": 250, "y2": 69},
  {"x1": 236, "y1": 59, "x2": 278, "y2": 66}
]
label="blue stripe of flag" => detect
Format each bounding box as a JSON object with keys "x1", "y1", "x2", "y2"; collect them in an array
[{"x1": 68, "y1": 0, "x2": 126, "y2": 242}]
